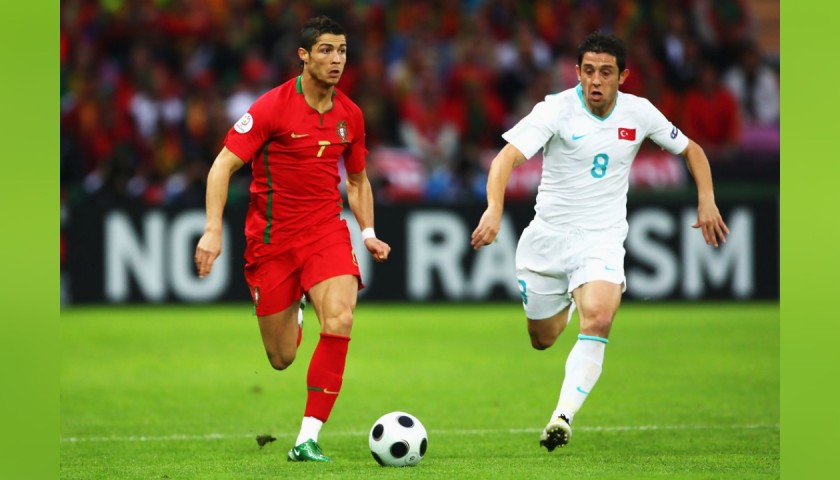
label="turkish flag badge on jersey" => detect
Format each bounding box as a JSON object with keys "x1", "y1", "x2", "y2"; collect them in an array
[{"x1": 618, "y1": 128, "x2": 636, "y2": 141}]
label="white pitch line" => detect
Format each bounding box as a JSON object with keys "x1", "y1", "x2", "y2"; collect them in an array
[{"x1": 60, "y1": 423, "x2": 779, "y2": 444}]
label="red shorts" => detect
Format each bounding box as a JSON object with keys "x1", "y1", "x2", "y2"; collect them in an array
[{"x1": 243, "y1": 221, "x2": 363, "y2": 316}]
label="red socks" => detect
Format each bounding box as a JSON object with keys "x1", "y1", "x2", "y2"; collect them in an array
[{"x1": 304, "y1": 333, "x2": 350, "y2": 422}]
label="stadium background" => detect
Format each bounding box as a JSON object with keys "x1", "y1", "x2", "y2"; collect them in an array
[{"x1": 59, "y1": 0, "x2": 779, "y2": 306}]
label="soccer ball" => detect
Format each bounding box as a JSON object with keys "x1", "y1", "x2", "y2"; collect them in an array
[{"x1": 368, "y1": 411, "x2": 428, "y2": 466}]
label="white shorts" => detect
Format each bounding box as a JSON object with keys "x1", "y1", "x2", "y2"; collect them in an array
[{"x1": 515, "y1": 218, "x2": 627, "y2": 320}]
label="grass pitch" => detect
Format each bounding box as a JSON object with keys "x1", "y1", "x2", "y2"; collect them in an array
[{"x1": 61, "y1": 302, "x2": 779, "y2": 479}]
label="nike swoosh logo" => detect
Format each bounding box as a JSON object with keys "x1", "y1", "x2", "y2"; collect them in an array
[
  {"x1": 308, "y1": 385, "x2": 339, "y2": 395},
  {"x1": 571, "y1": 133, "x2": 587, "y2": 140},
  {"x1": 292, "y1": 448, "x2": 300, "y2": 456},
  {"x1": 604, "y1": 266, "x2": 618, "y2": 271},
  {"x1": 291, "y1": 132, "x2": 309, "y2": 138},
  {"x1": 576, "y1": 386, "x2": 589, "y2": 394}
]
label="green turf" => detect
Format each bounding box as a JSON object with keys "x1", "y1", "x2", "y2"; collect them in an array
[{"x1": 61, "y1": 302, "x2": 779, "y2": 479}]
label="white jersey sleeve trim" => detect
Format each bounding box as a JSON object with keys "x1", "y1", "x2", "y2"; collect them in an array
[{"x1": 502, "y1": 94, "x2": 565, "y2": 160}]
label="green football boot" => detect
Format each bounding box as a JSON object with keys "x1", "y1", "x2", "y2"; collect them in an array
[{"x1": 287, "y1": 439, "x2": 331, "y2": 462}]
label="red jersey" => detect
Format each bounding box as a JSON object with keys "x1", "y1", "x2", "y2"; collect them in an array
[{"x1": 224, "y1": 76, "x2": 367, "y2": 244}]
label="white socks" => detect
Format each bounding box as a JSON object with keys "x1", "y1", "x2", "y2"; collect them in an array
[
  {"x1": 553, "y1": 334, "x2": 607, "y2": 423},
  {"x1": 295, "y1": 416, "x2": 323, "y2": 446}
]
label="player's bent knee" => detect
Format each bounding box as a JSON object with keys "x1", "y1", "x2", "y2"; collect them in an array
[
  {"x1": 527, "y1": 314, "x2": 565, "y2": 350},
  {"x1": 529, "y1": 329, "x2": 556, "y2": 350},
  {"x1": 266, "y1": 349, "x2": 296, "y2": 371}
]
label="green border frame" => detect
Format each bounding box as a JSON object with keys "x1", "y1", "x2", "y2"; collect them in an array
[
  {"x1": 0, "y1": 3, "x2": 57, "y2": 478},
  {"x1": 782, "y1": 2, "x2": 836, "y2": 478}
]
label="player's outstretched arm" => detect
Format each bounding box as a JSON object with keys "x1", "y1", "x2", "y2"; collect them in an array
[
  {"x1": 471, "y1": 143, "x2": 527, "y2": 250},
  {"x1": 195, "y1": 147, "x2": 245, "y2": 278},
  {"x1": 346, "y1": 169, "x2": 391, "y2": 263},
  {"x1": 680, "y1": 139, "x2": 730, "y2": 248}
]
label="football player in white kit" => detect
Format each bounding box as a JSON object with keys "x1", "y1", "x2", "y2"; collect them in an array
[{"x1": 471, "y1": 31, "x2": 729, "y2": 452}]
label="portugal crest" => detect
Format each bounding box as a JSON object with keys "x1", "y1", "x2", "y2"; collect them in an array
[{"x1": 337, "y1": 120, "x2": 349, "y2": 143}]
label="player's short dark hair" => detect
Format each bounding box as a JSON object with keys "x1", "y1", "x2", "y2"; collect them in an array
[
  {"x1": 578, "y1": 32, "x2": 627, "y2": 72},
  {"x1": 299, "y1": 15, "x2": 346, "y2": 52}
]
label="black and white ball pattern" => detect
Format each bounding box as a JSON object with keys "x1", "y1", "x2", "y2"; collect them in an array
[{"x1": 368, "y1": 411, "x2": 428, "y2": 466}]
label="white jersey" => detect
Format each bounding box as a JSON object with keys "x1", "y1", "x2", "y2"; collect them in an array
[{"x1": 503, "y1": 84, "x2": 689, "y2": 232}]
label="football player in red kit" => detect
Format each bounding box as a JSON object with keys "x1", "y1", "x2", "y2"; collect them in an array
[{"x1": 195, "y1": 15, "x2": 390, "y2": 462}]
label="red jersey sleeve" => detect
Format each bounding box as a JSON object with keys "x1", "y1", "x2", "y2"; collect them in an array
[
  {"x1": 342, "y1": 103, "x2": 367, "y2": 174},
  {"x1": 223, "y1": 90, "x2": 277, "y2": 163}
]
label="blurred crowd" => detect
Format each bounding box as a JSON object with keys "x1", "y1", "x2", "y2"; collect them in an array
[{"x1": 60, "y1": 0, "x2": 780, "y2": 207}]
